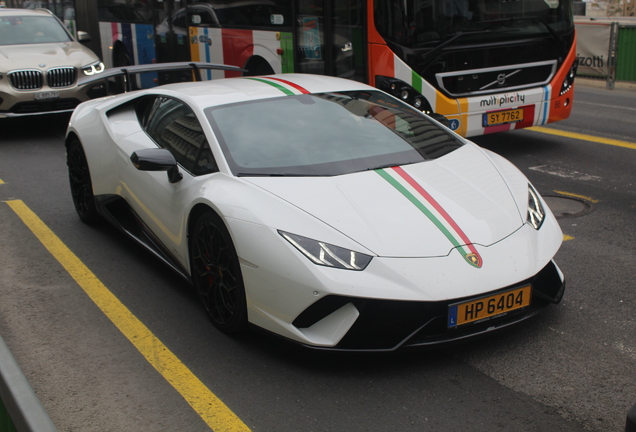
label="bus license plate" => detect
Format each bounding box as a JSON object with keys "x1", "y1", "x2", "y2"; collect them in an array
[
  {"x1": 34, "y1": 91, "x2": 60, "y2": 100},
  {"x1": 483, "y1": 108, "x2": 524, "y2": 127},
  {"x1": 448, "y1": 285, "x2": 532, "y2": 328}
]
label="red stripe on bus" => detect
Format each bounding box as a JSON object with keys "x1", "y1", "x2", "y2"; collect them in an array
[{"x1": 222, "y1": 29, "x2": 253, "y2": 78}]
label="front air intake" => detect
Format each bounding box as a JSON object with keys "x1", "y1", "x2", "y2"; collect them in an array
[
  {"x1": 9, "y1": 70, "x2": 43, "y2": 90},
  {"x1": 47, "y1": 67, "x2": 77, "y2": 88}
]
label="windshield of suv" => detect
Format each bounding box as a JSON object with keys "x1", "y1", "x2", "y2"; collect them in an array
[
  {"x1": 205, "y1": 90, "x2": 464, "y2": 176},
  {"x1": 0, "y1": 15, "x2": 72, "y2": 45},
  {"x1": 374, "y1": 0, "x2": 573, "y2": 49}
]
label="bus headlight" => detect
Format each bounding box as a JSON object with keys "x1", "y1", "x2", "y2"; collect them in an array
[
  {"x1": 375, "y1": 76, "x2": 433, "y2": 113},
  {"x1": 560, "y1": 60, "x2": 578, "y2": 96}
]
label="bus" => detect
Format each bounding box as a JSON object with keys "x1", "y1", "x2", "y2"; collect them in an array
[{"x1": 11, "y1": 0, "x2": 578, "y2": 137}]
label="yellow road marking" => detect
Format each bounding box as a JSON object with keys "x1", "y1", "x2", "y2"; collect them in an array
[
  {"x1": 0, "y1": 179, "x2": 4, "y2": 184},
  {"x1": 563, "y1": 235, "x2": 574, "y2": 241},
  {"x1": 554, "y1": 190, "x2": 599, "y2": 203},
  {"x1": 5, "y1": 199, "x2": 251, "y2": 432},
  {"x1": 529, "y1": 126, "x2": 636, "y2": 150}
]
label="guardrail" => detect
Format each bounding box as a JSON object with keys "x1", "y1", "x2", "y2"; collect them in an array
[{"x1": 0, "y1": 334, "x2": 57, "y2": 432}]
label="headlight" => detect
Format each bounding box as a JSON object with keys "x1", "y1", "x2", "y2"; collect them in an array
[
  {"x1": 279, "y1": 231, "x2": 372, "y2": 270},
  {"x1": 560, "y1": 60, "x2": 578, "y2": 96},
  {"x1": 82, "y1": 61, "x2": 105, "y2": 76},
  {"x1": 527, "y1": 184, "x2": 545, "y2": 230}
]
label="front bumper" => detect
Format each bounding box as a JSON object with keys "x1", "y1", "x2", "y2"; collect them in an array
[{"x1": 291, "y1": 259, "x2": 564, "y2": 351}]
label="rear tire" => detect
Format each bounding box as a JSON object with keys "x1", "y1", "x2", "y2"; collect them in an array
[
  {"x1": 190, "y1": 211, "x2": 247, "y2": 333},
  {"x1": 244, "y1": 58, "x2": 275, "y2": 76},
  {"x1": 67, "y1": 139, "x2": 100, "y2": 224}
]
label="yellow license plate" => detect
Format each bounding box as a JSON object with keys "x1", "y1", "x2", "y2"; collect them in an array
[
  {"x1": 448, "y1": 285, "x2": 532, "y2": 328},
  {"x1": 483, "y1": 108, "x2": 524, "y2": 126}
]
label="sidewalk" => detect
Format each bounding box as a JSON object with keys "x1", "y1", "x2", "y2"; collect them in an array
[{"x1": 576, "y1": 76, "x2": 636, "y2": 91}]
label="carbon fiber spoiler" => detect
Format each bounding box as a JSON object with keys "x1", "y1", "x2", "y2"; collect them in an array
[{"x1": 78, "y1": 62, "x2": 246, "y2": 93}]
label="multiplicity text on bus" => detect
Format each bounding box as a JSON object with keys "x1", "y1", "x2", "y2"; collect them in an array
[{"x1": 8, "y1": 0, "x2": 578, "y2": 137}]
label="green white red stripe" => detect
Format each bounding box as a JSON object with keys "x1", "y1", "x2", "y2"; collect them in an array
[
  {"x1": 376, "y1": 166, "x2": 483, "y2": 268},
  {"x1": 245, "y1": 77, "x2": 309, "y2": 95}
]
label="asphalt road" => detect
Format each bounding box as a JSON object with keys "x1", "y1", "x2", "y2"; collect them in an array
[{"x1": 0, "y1": 81, "x2": 635, "y2": 432}]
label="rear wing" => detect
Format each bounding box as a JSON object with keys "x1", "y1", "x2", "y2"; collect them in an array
[{"x1": 78, "y1": 62, "x2": 246, "y2": 93}]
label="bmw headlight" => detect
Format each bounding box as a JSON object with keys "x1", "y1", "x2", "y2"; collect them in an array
[
  {"x1": 82, "y1": 61, "x2": 105, "y2": 76},
  {"x1": 279, "y1": 231, "x2": 372, "y2": 270},
  {"x1": 527, "y1": 184, "x2": 545, "y2": 230}
]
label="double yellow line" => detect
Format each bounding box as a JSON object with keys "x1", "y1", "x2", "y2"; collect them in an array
[{"x1": 5, "y1": 199, "x2": 251, "y2": 432}]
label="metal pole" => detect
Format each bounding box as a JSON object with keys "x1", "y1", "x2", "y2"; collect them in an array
[{"x1": 607, "y1": 21, "x2": 618, "y2": 89}]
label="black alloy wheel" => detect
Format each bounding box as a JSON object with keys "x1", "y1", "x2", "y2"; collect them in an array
[
  {"x1": 67, "y1": 139, "x2": 100, "y2": 224},
  {"x1": 190, "y1": 211, "x2": 247, "y2": 333}
]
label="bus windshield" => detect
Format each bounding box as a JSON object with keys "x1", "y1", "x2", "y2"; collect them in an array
[{"x1": 374, "y1": 0, "x2": 574, "y2": 49}]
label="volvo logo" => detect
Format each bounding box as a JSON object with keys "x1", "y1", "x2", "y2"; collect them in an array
[{"x1": 481, "y1": 69, "x2": 522, "y2": 90}]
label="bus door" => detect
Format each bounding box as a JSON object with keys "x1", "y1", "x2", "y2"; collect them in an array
[
  {"x1": 295, "y1": 0, "x2": 365, "y2": 82},
  {"x1": 153, "y1": 0, "x2": 193, "y2": 82},
  {"x1": 153, "y1": 0, "x2": 191, "y2": 63}
]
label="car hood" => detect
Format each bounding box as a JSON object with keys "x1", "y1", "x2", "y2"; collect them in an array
[
  {"x1": 0, "y1": 42, "x2": 98, "y2": 70},
  {"x1": 243, "y1": 144, "x2": 526, "y2": 258}
]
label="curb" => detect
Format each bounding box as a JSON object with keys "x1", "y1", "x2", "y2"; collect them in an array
[
  {"x1": 576, "y1": 77, "x2": 636, "y2": 91},
  {"x1": 0, "y1": 334, "x2": 57, "y2": 432}
]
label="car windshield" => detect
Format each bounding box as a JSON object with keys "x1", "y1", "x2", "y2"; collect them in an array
[
  {"x1": 0, "y1": 15, "x2": 72, "y2": 45},
  {"x1": 205, "y1": 90, "x2": 464, "y2": 176}
]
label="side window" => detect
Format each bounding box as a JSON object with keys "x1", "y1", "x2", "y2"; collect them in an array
[
  {"x1": 143, "y1": 97, "x2": 218, "y2": 176},
  {"x1": 173, "y1": 10, "x2": 187, "y2": 29}
]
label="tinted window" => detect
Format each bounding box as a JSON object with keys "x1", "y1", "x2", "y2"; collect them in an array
[
  {"x1": 199, "y1": 0, "x2": 290, "y2": 28},
  {"x1": 144, "y1": 97, "x2": 218, "y2": 176},
  {"x1": 206, "y1": 90, "x2": 463, "y2": 177}
]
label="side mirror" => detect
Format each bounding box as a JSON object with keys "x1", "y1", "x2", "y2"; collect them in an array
[
  {"x1": 428, "y1": 113, "x2": 452, "y2": 129},
  {"x1": 130, "y1": 148, "x2": 182, "y2": 183},
  {"x1": 77, "y1": 31, "x2": 91, "y2": 43}
]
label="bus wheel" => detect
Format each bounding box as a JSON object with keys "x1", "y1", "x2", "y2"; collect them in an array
[{"x1": 244, "y1": 58, "x2": 274, "y2": 76}]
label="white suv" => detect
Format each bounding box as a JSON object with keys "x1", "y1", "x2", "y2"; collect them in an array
[{"x1": 0, "y1": 8, "x2": 105, "y2": 117}]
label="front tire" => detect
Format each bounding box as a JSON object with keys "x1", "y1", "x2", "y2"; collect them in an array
[
  {"x1": 67, "y1": 139, "x2": 100, "y2": 224},
  {"x1": 190, "y1": 211, "x2": 247, "y2": 333}
]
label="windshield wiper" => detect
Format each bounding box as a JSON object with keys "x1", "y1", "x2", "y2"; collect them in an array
[
  {"x1": 237, "y1": 172, "x2": 320, "y2": 177},
  {"x1": 418, "y1": 30, "x2": 493, "y2": 63},
  {"x1": 476, "y1": 16, "x2": 567, "y2": 57},
  {"x1": 360, "y1": 160, "x2": 423, "y2": 173}
]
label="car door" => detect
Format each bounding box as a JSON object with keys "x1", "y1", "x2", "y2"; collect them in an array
[{"x1": 116, "y1": 95, "x2": 219, "y2": 267}]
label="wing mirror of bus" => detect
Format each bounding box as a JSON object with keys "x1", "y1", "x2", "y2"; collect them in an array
[
  {"x1": 429, "y1": 113, "x2": 451, "y2": 129},
  {"x1": 77, "y1": 31, "x2": 91, "y2": 43}
]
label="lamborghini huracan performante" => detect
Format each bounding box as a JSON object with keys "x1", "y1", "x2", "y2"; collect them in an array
[{"x1": 66, "y1": 72, "x2": 565, "y2": 351}]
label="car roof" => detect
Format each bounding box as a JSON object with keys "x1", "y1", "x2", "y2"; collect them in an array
[
  {"x1": 0, "y1": 8, "x2": 55, "y2": 17},
  {"x1": 157, "y1": 74, "x2": 378, "y2": 109}
]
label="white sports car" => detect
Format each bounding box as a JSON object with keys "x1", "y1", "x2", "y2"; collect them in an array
[{"x1": 66, "y1": 70, "x2": 565, "y2": 351}]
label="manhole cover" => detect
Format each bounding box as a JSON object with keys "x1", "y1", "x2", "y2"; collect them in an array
[{"x1": 542, "y1": 195, "x2": 593, "y2": 219}]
